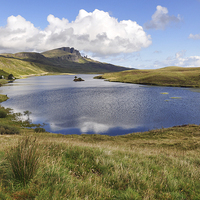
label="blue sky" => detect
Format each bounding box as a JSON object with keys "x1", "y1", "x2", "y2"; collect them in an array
[{"x1": 0, "y1": 0, "x2": 200, "y2": 69}]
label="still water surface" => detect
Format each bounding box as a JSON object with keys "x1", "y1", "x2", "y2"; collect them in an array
[{"x1": 1, "y1": 74, "x2": 200, "y2": 136}]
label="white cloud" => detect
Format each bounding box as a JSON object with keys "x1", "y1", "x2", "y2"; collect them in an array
[
  {"x1": 178, "y1": 56, "x2": 200, "y2": 67},
  {"x1": 0, "y1": 15, "x2": 42, "y2": 52},
  {"x1": 189, "y1": 33, "x2": 200, "y2": 40},
  {"x1": 144, "y1": 5, "x2": 181, "y2": 30},
  {"x1": 80, "y1": 121, "x2": 110, "y2": 134},
  {"x1": 154, "y1": 50, "x2": 200, "y2": 68},
  {"x1": 48, "y1": 120, "x2": 138, "y2": 134},
  {"x1": 0, "y1": 9, "x2": 152, "y2": 55},
  {"x1": 175, "y1": 50, "x2": 186, "y2": 59}
]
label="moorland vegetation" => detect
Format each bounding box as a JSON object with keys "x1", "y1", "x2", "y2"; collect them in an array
[{"x1": 95, "y1": 66, "x2": 200, "y2": 88}]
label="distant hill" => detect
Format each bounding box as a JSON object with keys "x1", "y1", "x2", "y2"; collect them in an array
[
  {"x1": 95, "y1": 66, "x2": 200, "y2": 88},
  {"x1": 0, "y1": 47, "x2": 132, "y2": 78}
]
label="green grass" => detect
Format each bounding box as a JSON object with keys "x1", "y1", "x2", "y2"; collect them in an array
[
  {"x1": 5, "y1": 137, "x2": 40, "y2": 186},
  {"x1": 0, "y1": 103, "x2": 200, "y2": 199},
  {"x1": 0, "y1": 56, "x2": 49, "y2": 78},
  {"x1": 95, "y1": 66, "x2": 200, "y2": 88}
]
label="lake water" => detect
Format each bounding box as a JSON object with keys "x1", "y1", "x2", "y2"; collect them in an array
[{"x1": 0, "y1": 74, "x2": 200, "y2": 136}]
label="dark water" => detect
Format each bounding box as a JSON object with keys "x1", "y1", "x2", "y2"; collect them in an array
[{"x1": 1, "y1": 74, "x2": 200, "y2": 136}]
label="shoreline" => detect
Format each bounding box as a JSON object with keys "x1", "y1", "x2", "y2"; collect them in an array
[
  {"x1": 94, "y1": 75, "x2": 200, "y2": 88},
  {"x1": 0, "y1": 74, "x2": 200, "y2": 136},
  {"x1": 19, "y1": 72, "x2": 76, "y2": 79}
]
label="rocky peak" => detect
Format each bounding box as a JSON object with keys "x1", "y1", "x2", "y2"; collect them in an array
[
  {"x1": 58, "y1": 47, "x2": 81, "y2": 57},
  {"x1": 55, "y1": 47, "x2": 82, "y2": 62}
]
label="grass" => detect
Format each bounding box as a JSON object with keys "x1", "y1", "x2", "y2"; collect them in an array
[
  {"x1": 95, "y1": 66, "x2": 200, "y2": 88},
  {"x1": 5, "y1": 137, "x2": 40, "y2": 186},
  {"x1": 0, "y1": 105, "x2": 200, "y2": 199},
  {"x1": 0, "y1": 55, "x2": 48, "y2": 78}
]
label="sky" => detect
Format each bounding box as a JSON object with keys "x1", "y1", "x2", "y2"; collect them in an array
[{"x1": 0, "y1": 0, "x2": 200, "y2": 69}]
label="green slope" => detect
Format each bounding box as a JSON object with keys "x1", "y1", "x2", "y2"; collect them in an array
[
  {"x1": 0, "y1": 55, "x2": 47, "y2": 78},
  {"x1": 95, "y1": 66, "x2": 200, "y2": 88}
]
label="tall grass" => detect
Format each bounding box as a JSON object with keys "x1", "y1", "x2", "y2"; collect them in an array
[{"x1": 6, "y1": 137, "x2": 40, "y2": 186}]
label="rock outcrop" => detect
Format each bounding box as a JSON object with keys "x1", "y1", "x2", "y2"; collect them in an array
[{"x1": 45, "y1": 47, "x2": 82, "y2": 62}]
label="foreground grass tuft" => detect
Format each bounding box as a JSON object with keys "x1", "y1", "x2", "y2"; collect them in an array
[{"x1": 5, "y1": 137, "x2": 40, "y2": 186}]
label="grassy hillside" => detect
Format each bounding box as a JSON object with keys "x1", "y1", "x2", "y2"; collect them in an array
[
  {"x1": 0, "y1": 104, "x2": 200, "y2": 199},
  {"x1": 0, "y1": 55, "x2": 48, "y2": 78},
  {"x1": 0, "y1": 47, "x2": 131, "y2": 77},
  {"x1": 95, "y1": 66, "x2": 200, "y2": 87}
]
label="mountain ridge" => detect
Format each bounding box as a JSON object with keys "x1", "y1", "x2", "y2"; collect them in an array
[{"x1": 0, "y1": 47, "x2": 133, "y2": 77}]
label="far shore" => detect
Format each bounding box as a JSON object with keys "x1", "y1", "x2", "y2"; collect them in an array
[
  {"x1": 94, "y1": 66, "x2": 200, "y2": 88},
  {"x1": 18, "y1": 72, "x2": 76, "y2": 79}
]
